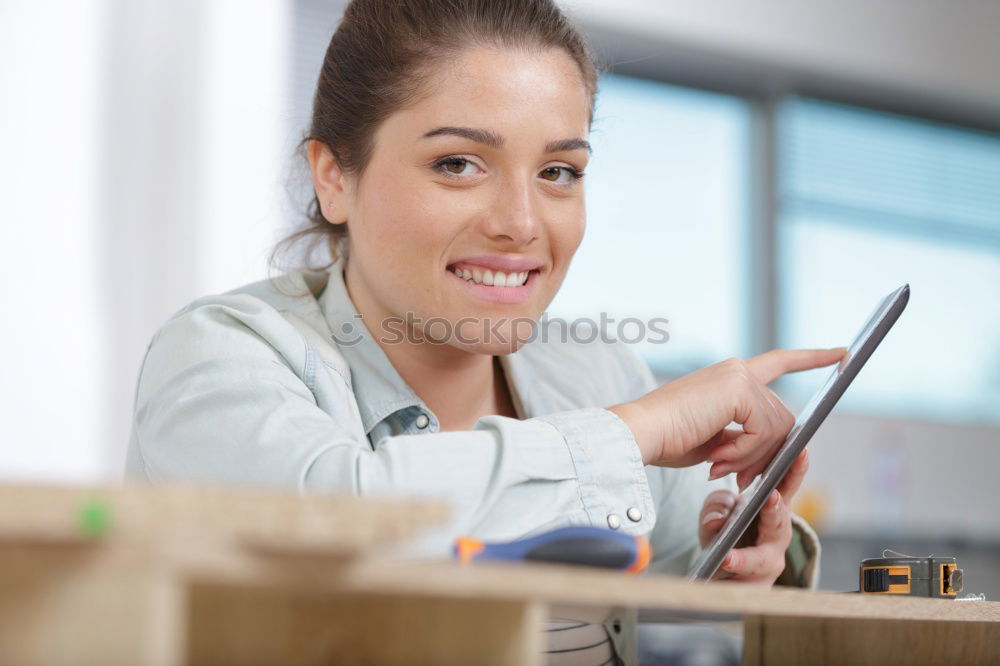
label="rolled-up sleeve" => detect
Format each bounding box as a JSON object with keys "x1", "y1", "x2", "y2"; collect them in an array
[
  {"x1": 129, "y1": 296, "x2": 656, "y2": 547},
  {"x1": 535, "y1": 408, "x2": 656, "y2": 533}
]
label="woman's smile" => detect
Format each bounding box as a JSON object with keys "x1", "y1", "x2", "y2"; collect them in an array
[
  {"x1": 445, "y1": 253, "x2": 544, "y2": 304},
  {"x1": 446, "y1": 263, "x2": 542, "y2": 304}
]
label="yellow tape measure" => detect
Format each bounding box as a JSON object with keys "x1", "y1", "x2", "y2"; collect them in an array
[{"x1": 860, "y1": 556, "x2": 963, "y2": 598}]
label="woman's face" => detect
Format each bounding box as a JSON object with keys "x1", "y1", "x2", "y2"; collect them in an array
[{"x1": 323, "y1": 46, "x2": 591, "y2": 355}]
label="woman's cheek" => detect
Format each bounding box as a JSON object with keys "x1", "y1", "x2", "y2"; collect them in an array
[
  {"x1": 556, "y1": 200, "x2": 586, "y2": 253},
  {"x1": 549, "y1": 213, "x2": 586, "y2": 280}
]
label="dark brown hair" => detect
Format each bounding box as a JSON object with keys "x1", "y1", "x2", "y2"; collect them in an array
[{"x1": 270, "y1": 0, "x2": 602, "y2": 275}]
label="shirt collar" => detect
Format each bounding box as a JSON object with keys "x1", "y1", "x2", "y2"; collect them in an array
[{"x1": 319, "y1": 240, "x2": 425, "y2": 435}]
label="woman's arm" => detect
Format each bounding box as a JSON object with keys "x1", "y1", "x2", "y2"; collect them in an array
[{"x1": 127, "y1": 294, "x2": 657, "y2": 548}]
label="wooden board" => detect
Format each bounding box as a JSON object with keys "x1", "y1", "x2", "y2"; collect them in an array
[
  {"x1": 0, "y1": 482, "x2": 451, "y2": 554},
  {"x1": 1, "y1": 482, "x2": 997, "y2": 665},
  {"x1": 202, "y1": 555, "x2": 1000, "y2": 625},
  {"x1": 187, "y1": 584, "x2": 544, "y2": 666},
  {"x1": 744, "y1": 615, "x2": 1000, "y2": 666}
]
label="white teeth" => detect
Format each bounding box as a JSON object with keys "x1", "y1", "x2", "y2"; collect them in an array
[{"x1": 451, "y1": 265, "x2": 533, "y2": 287}]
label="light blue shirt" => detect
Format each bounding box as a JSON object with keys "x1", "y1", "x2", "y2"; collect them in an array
[{"x1": 124, "y1": 242, "x2": 808, "y2": 663}]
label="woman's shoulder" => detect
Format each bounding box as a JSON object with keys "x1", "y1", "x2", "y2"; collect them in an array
[
  {"x1": 144, "y1": 270, "x2": 344, "y2": 375},
  {"x1": 164, "y1": 270, "x2": 327, "y2": 324}
]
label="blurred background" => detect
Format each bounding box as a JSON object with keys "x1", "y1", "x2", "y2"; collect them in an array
[{"x1": 2, "y1": 0, "x2": 998, "y2": 598}]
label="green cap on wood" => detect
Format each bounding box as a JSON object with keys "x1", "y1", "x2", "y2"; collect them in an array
[{"x1": 78, "y1": 495, "x2": 111, "y2": 538}]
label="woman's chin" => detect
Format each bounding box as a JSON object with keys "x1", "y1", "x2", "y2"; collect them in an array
[
  {"x1": 450, "y1": 339, "x2": 525, "y2": 356},
  {"x1": 455, "y1": 318, "x2": 540, "y2": 355}
]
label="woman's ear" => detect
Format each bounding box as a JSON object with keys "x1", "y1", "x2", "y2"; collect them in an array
[{"x1": 307, "y1": 139, "x2": 351, "y2": 226}]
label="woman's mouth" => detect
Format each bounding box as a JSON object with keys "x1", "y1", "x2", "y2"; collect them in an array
[
  {"x1": 450, "y1": 264, "x2": 530, "y2": 287},
  {"x1": 446, "y1": 263, "x2": 541, "y2": 304}
]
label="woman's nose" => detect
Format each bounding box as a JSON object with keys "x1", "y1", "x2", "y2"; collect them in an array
[{"x1": 482, "y1": 179, "x2": 540, "y2": 246}]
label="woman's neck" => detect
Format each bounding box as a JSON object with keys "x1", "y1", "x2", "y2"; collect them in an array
[
  {"x1": 343, "y1": 262, "x2": 518, "y2": 430},
  {"x1": 380, "y1": 340, "x2": 518, "y2": 431}
]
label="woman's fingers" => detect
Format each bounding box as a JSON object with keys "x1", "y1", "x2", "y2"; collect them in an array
[
  {"x1": 745, "y1": 347, "x2": 847, "y2": 385},
  {"x1": 634, "y1": 346, "x2": 843, "y2": 471},
  {"x1": 718, "y1": 489, "x2": 792, "y2": 584},
  {"x1": 698, "y1": 489, "x2": 738, "y2": 548},
  {"x1": 708, "y1": 384, "x2": 797, "y2": 487},
  {"x1": 719, "y1": 545, "x2": 776, "y2": 582},
  {"x1": 708, "y1": 430, "x2": 782, "y2": 487},
  {"x1": 732, "y1": 433, "x2": 789, "y2": 489},
  {"x1": 709, "y1": 383, "x2": 791, "y2": 461},
  {"x1": 714, "y1": 444, "x2": 810, "y2": 495},
  {"x1": 700, "y1": 489, "x2": 738, "y2": 521},
  {"x1": 776, "y1": 449, "x2": 809, "y2": 503},
  {"x1": 756, "y1": 490, "x2": 789, "y2": 543},
  {"x1": 684, "y1": 428, "x2": 742, "y2": 469},
  {"x1": 736, "y1": 468, "x2": 758, "y2": 492}
]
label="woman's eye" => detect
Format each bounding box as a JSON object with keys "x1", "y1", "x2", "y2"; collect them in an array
[
  {"x1": 435, "y1": 157, "x2": 479, "y2": 177},
  {"x1": 540, "y1": 166, "x2": 584, "y2": 185},
  {"x1": 433, "y1": 158, "x2": 583, "y2": 185}
]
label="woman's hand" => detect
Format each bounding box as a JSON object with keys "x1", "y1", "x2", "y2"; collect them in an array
[
  {"x1": 698, "y1": 449, "x2": 809, "y2": 584},
  {"x1": 609, "y1": 347, "x2": 845, "y2": 487}
]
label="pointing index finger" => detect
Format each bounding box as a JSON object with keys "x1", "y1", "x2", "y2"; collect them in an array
[{"x1": 746, "y1": 347, "x2": 847, "y2": 385}]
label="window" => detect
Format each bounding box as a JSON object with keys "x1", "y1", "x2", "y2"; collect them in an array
[
  {"x1": 547, "y1": 73, "x2": 752, "y2": 374},
  {"x1": 776, "y1": 98, "x2": 1000, "y2": 425}
]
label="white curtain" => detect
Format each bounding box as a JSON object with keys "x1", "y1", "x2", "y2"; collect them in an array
[{"x1": 0, "y1": 0, "x2": 292, "y2": 482}]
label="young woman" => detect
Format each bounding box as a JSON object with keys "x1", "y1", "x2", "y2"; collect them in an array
[{"x1": 125, "y1": 0, "x2": 842, "y2": 662}]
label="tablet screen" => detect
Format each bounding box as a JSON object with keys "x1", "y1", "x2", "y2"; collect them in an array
[{"x1": 686, "y1": 283, "x2": 910, "y2": 581}]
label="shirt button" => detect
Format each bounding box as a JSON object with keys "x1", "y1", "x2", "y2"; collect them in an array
[
  {"x1": 627, "y1": 507, "x2": 642, "y2": 522},
  {"x1": 607, "y1": 514, "x2": 621, "y2": 530},
  {"x1": 415, "y1": 413, "x2": 430, "y2": 429}
]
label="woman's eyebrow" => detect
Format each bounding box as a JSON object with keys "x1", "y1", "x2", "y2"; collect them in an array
[{"x1": 421, "y1": 126, "x2": 591, "y2": 154}]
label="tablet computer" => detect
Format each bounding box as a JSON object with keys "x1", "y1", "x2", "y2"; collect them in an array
[{"x1": 687, "y1": 283, "x2": 911, "y2": 581}]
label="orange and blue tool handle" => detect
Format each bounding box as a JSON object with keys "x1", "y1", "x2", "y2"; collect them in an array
[{"x1": 454, "y1": 526, "x2": 651, "y2": 573}]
